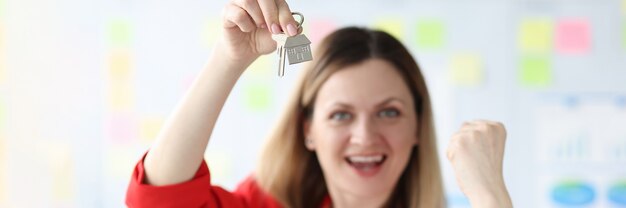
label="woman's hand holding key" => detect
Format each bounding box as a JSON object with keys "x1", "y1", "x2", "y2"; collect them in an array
[{"x1": 220, "y1": 0, "x2": 300, "y2": 67}]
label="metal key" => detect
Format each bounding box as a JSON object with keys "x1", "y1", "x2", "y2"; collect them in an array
[{"x1": 272, "y1": 33, "x2": 288, "y2": 77}]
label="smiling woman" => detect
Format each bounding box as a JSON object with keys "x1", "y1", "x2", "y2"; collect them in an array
[
  {"x1": 124, "y1": 0, "x2": 512, "y2": 207},
  {"x1": 255, "y1": 28, "x2": 443, "y2": 207}
]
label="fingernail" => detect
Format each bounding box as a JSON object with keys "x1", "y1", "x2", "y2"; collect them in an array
[
  {"x1": 271, "y1": 23, "x2": 281, "y2": 34},
  {"x1": 287, "y1": 24, "x2": 297, "y2": 36}
]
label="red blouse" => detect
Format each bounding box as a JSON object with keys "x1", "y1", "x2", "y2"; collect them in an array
[{"x1": 125, "y1": 153, "x2": 331, "y2": 207}]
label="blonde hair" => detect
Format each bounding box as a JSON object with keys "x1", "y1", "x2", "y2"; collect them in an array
[{"x1": 256, "y1": 27, "x2": 445, "y2": 208}]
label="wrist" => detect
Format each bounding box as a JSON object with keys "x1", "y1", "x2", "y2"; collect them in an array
[{"x1": 467, "y1": 184, "x2": 512, "y2": 208}]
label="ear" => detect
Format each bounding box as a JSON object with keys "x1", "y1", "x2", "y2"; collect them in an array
[{"x1": 303, "y1": 119, "x2": 316, "y2": 151}]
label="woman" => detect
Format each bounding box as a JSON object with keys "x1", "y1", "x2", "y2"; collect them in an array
[{"x1": 125, "y1": 0, "x2": 513, "y2": 207}]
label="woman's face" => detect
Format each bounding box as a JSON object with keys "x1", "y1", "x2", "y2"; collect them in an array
[{"x1": 305, "y1": 58, "x2": 418, "y2": 199}]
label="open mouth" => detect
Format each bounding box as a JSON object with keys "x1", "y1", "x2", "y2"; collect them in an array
[{"x1": 345, "y1": 154, "x2": 387, "y2": 176}]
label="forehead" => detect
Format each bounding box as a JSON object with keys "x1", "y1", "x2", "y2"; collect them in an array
[{"x1": 315, "y1": 58, "x2": 413, "y2": 106}]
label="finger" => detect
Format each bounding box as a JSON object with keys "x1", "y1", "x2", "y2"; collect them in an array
[
  {"x1": 223, "y1": 4, "x2": 257, "y2": 32},
  {"x1": 258, "y1": 0, "x2": 280, "y2": 34},
  {"x1": 234, "y1": 0, "x2": 266, "y2": 28},
  {"x1": 276, "y1": 0, "x2": 299, "y2": 36}
]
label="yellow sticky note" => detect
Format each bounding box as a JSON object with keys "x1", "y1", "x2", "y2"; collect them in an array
[
  {"x1": 416, "y1": 20, "x2": 445, "y2": 49},
  {"x1": 140, "y1": 116, "x2": 164, "y2": 144},
  {"x1": 519, "y1": 19, "x2": 553, "y2": 53},
  {"x1": 46, "y1": 143, "x2": 75, "y2": 201},
  {"x1": 108, "y1": 81, "x2": 135, "y2": 111},
  {"x1": 0, "y1": 139, "x2": 5, "y2": 203},
  {"x1": 449, "y1": 53, "x2": 483, "y2": 86},
  {"x1": 109, "y1": 50, "x2": 132, "y2": 79},
  {"x1": 243, "y1": 80, "x2": 272, "y2": 112},
  {"x1": 245, "y1": 55, "x2": 272, "y2": 77},
  {"x1": 204, "y1": 150, "x2": 233, "y2": 185},
  {"x1": 105, "y1": 146, "x2": 137, "y2": 179},
  {"x1": 204, "y1": 18, "x2": 222, "y2": 48},
  {"x1": 374, "y1": 19, "x2": 404, "y2": 41},
  {"x1": 623, "y1": 23, "x2": 626, "y2": 49},
  {"x1": 623, "y1": 0, "x2": 626, "y2": 15},
  {"x1": 109, "y1": 19, "x2": 132, "y2": 47},
  {"x1": 520, "y1": 56, "x2": 552, "y2": 87}
]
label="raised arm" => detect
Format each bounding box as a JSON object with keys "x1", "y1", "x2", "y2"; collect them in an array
[{"x1": 143, "y1": 0, "x2": 301, "y2": 186}]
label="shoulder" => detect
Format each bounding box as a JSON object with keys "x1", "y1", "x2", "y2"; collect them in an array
[{"x1": 234, "y1": 175, "x2": 282, "y2": 208}]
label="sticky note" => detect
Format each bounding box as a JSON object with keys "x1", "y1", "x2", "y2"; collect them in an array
[
  {"x1": 243, "y1": 80, "x2": 272, "y2": 112},
  {"x1": 0, "y1": 139, "x2": 5, "y2": 202},
  {"x1": 109, "y1": 50, "x2": 132, "y2": 79},
  {"x1": 204, "y1": 18, "x2": 222, "y2": 48},
  {"x1": 520, "y1": 56, "x2": 552, "y2": 87},
  {"x1": 519, "y1": 19, "x2": 553, "y2": 53},
  {"x1": 47, "y1": 144, "x2": 74, "y2": 201},
  {"x1": 308, "y1": 19, "x2": 337, "y2": 44},
  {"x1": 245, "y1": 55, "x2": 272, "y2": 77},
  {"x1": 449, "y1": 53, "x2": 483, "y2": 86},
  {"x1": 622, "y1": 0, "x2": 626, "y2": 15},
  {"x1": 109, "y1": 19, "x2": 132, "y2": 47},
  {"x1": 107, "y1": 113, "x2": 137, "y2": 143},
  {"x1": 108, "y1": 81, "x2": 134, "y2": 110},
  {"x1": 415, "y1": 20, "x2": 445, "y2": 49},
  {"x1": 105, "y1": 146, "x2": 137, "y2": 179},
  {"x1": 374, "y1": 19, "x2": 404, "y2": 41},
  {"x1": 556, "y1": 19, "x2": 591, "y2": 54},
  {"x1": 140, "y1": 116, "x2": 164, "y2": 144},
  {"x1": 623, "y1": 23, "x2": 626, "y2": 49},
  {"x1": 204, "y1": 150, "x2": 233, "y2": 184}
]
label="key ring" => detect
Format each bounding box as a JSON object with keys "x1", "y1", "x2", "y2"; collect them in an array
[{"x1": 291, "y1": 12, "x2": 304, "y2": 29}]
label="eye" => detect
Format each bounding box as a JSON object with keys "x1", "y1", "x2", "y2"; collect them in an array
[
  {"x1": 378, "y1": 108, "x2": 400, "y2": 118},
  {"x1": 330, "y1": 111, "x2": 352, "y2": 121}
]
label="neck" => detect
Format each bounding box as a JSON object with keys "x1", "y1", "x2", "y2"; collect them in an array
[{"x1": 326, "y1": 183, "x2": 391, "y2": 208}]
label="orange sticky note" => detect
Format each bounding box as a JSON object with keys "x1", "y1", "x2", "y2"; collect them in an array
[
  {"x1": 307, "y1": 20, "x2": 337, "y2": 44},
  {"x1": 519, "y1": 18, "x2": 553, "y2": 53},
  {"x1": 374, "y1": 18, "x2": 404, "y2": 41},
  {"x1": 449, "y1": 53, "x2": 483, "y2": 87},
  {"x1": 556, "y1": 19, "x2": 591, "y2": 55},
  {"x1": 107, "y1": 113, "x2": 137, "y2": 143},
  {"x1": 108, "y1": 81, "x2": 135, "y2": 110},
  {"x1": 109, "y1": 50, "x2": 133, "y2": 79}
]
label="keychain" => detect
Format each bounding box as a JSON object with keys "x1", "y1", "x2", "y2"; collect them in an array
[{"x1": 271, "y1": 12, "x2": 313, "y2": 77}]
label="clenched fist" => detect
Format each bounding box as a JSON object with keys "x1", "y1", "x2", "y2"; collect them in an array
[{"x1": 447, "y1": 120, "x2": 513, "y2": 208}]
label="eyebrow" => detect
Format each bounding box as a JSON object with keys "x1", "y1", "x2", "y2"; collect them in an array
[{"x1": 326, "y1": 97, "x2": 407, "y2": 109}]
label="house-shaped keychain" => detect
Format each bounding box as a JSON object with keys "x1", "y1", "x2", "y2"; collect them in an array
[{"x1": 285, "y1": 34, "x2": 312, "y2": 65}]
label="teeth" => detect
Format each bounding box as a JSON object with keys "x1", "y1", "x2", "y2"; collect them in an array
[{"x1": 348, "y1": 155, "x2": 383, "y2": 163}]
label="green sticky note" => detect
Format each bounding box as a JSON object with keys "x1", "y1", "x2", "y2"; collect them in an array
[
  {"x1": 449, "y1": 53, "x2": 483, "y2": 86},
  {"x1": 519, "y1": 19, "x2": 553, "y2": 53},
  {"x1": 623, "y1": 23, "x2": 626, "y2": 49},
  {"x1": 416, "y1": 20, "x2": 444, "y2": 49},
  {"x1": 243, "y1": 81, "x2": 272, "y2": 112},
  {"x1": 204, "y1": 18, "x2": 221, "y2": 48},
  {"x1": 520, "y1": 56, "x2": 552, "y2": 87},
  {"x1": 374, "y1": 19, "x2": 404, "y2": 41},
  {"x1": 109, "y1": 19, "x2": 132, "y2": 46}
]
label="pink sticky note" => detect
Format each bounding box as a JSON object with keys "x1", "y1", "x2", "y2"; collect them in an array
[
  {"x1": 556, "y1": 19, "x2": 591, "y2": 54},
  {"x1": 308, "y1": 20, "x2": 337, "y2": 44},
  {"x1": 107, "y1": 113, "x2": 137, "y2": 143}
]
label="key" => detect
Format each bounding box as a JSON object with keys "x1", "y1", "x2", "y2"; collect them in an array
[
  {"x1": 272, "y1": 33, "x2": 288, "y2": 77},
  {"x1": 284, "y1": 34, "x2": 312, "y2": 65}
]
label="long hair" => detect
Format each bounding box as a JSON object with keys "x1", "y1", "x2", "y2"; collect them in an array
[{"x1": 256, "y1": 26, "x2": 445, "y2": 208}]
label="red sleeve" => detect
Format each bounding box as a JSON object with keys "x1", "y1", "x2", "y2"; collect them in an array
[{"x1": 125, "y1": 152, "x2": 248, "y2": 208}]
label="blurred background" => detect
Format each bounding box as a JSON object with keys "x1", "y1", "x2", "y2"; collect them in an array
[{"x1": 1, "y1": 0, "x2": 625, "y2": 207}]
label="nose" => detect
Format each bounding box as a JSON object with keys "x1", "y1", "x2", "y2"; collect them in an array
[{"x1": 350, "y1": 115, "x2": 380, "y2": 146}]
